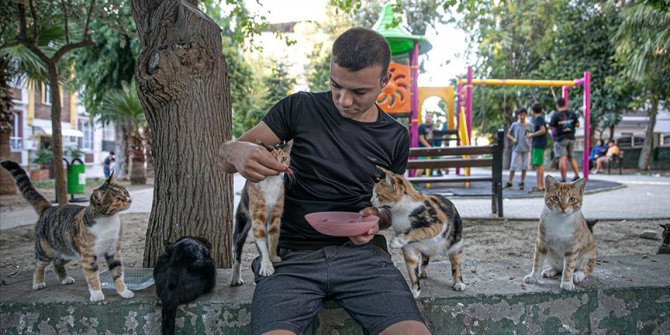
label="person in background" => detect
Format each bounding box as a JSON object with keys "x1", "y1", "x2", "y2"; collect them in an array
[
  {"x1": 414, "y1": 111, "x2": 435, "y2": 178},
  {"x1": 103, "y1": 151, "x2": 115, "y2": 178},
  {"x1": 589, "y1": 139, "x2": 607, "y2": 170},
  {"x1": 505, "y1": 108, "x2": 533, "y2": 190},
  {"x1": 593, "y1": 140, "x2": 621, "y2": 174},
  {"x1": 549, "y1": 98, "x2": 581, "y2": 182},
  {"x1": 431, "y1": 116, "x2": 449, "y2": 176},
  {"x1": 527, "y1": 103, "x2": 547, "y2": 192}
]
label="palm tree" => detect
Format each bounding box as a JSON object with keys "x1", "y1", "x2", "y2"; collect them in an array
[
  {"x1": 99, "y1": 81, "x2": 147, "y2": 185},
  {"x1": 613, "y1": 2, "x2": 670, "y2": 170}
]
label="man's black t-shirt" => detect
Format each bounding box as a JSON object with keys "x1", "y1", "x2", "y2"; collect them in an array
[
  {"x1": 549, "y1": 110, "x2": 579, "y2": 141},
  {"x1": 263, "y1": 91, "x2": 410, "y2": 250}
]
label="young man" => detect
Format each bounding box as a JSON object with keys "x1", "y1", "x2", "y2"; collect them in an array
[
  {"x1": 549, "y1": 98, "x2": 581, "y2": 182},
  {"x1": 527, "y1": 103, "x2": 547, "y2": 192},
  {"x1": 505, "y1": 108, "x2": 533, "y2": 190},
  {"x1": 219, "y1": 27, "x2": 430, "y2": 335},
  {"x1": 414, "y1": 111, "x2": 434, "y2": 178}
]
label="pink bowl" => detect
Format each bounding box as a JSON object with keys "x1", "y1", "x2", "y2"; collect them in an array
[{"x1": 304, "y1": 211, "x2": 379, "y2": 237}]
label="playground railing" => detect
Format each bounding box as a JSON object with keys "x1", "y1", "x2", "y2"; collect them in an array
[{"x1": 407, "y1": 129, "x2": 504, "y2": 217}]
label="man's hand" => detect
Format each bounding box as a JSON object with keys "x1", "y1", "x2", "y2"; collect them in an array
[
  {"x1": 348, "y1": 207, "x2": 383, "y2": 245},
  {"x1": 218, "y1": 141, "x2": 287, "y2": 182}
]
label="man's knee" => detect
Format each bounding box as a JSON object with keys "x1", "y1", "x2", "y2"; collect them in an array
[{"x1": 380, "y1": 320, "x2": 430, "y2": 335}]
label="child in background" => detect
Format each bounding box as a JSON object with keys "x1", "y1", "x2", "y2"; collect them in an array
[
  {"x1": 527, "y1": 103, "x2": 547, "y2": 192},
  {"x1": 505, "y1": 108, "x2": 533, "y2": 190}
]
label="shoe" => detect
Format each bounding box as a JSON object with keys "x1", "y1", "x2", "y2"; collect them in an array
[
  {"x1": 572, "y1": 175, "x2": 581, "y2": 181},
  {"x1": 592, "y1": 170, "x2": 599, "y2": 174},
  {"x1": 519, "y1": 182, "x2": 525, "y2": 190},
  {"x1": 504, "y1": 182, "x2": 513, "y2": 189},
  {"x1": 529, "y1": 187, "x2": 545, "y2": 193},
  {"x1": 560, "y1": 179, "x2": 567, "y2": 183}
]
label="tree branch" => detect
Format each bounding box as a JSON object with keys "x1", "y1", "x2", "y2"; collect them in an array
[
  {"x1": 83, "y1": 0, "x2": 96, "y2": 37},
  {"x1": 17, "y1": 1, "x2": 50, "y2": 64},
  {"x1": 28, "y1": 0, "x2": 38, "y2": 44},
  {"x1": 53, "y1": 39, "x2": 95, "y2": 62},
  {"x1": 61, "y1": 0, "x2": 70, "y2": 45}
]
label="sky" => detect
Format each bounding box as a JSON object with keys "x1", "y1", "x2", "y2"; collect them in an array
[{"x1": 244, "y1": 0, "x2": 470, "y2": 89}]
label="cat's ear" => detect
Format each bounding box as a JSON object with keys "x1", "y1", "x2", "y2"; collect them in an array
[
  {"x1": 573, "y1": 178, "x2": 586, "y2": 193},
  {"x1": 90, "y1": 189, "x2": 105, "y2": 205},
  {"x1": 545, "y1": 175, "x2": 557, "y2": 189},
  {"x1": 282, "y1": 140, "x2": 293, "y2": 152}
]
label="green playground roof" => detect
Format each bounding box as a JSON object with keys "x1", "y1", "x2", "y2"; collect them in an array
[{"x1": 372, "y1": 3, "x2": 432, "y2": 56}]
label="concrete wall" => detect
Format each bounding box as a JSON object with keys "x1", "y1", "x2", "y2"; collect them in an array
[{"x1": 1, "y1": 255, "x2": 668, "y2": 334}]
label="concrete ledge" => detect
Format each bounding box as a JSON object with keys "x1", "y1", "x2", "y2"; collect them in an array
[{"x1": 1, "y1": 255, "x2": 669, "y2": 334}]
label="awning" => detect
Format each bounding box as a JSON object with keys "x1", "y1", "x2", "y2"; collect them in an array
[{"x1": 34, "y1": 126, "x2": 84, "y2": 137}]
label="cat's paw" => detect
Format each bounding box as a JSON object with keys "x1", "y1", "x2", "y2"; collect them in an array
[
  {"x1": 258, "y1": 262, "x2": 275, "y2": 277},
  {"x1": 523, "y1": 274, "x2": 538, "y2": 283},
  {"x1": 418, "y1": 269, "x2": 428, "y2": 278},
  {"x1": 541, "y1": 268, "x2": 560, "y2": 278},
  {"x1": 118, "y1": 288, "x2": 134, "y2": 299},
  {"x1": 390, "y1": 236, "x2": 407, "y2": 249},
  {"x1": 560, "y1": 281, "x2": 575, "y2": 291},
  {"x1": 60, "y1": 277, "x2": 75, "y2": 285},
  {"x1": 573, "y1": 271, "x2": 587, "y2": 284},
  {"x1": 411, "y1": 286, "x2": 421, "y2": 298},
  {"x1": 89, "y1": 289, "x2": 105, "y2": 302},
  {"x1": 270, "y1": 256, "x2": 282, "y2": 262},
  {"x1": 453, "y1": 282, "x2": 466, "y2": 291},
  {"x1": 33, "y1": 282, "x2": 46, "y2": 290},
  {"x1": 230, "y1": 277, "x2": 244, "y2": 286}
]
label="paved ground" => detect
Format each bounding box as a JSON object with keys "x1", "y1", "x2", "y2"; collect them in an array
[{"x1": 1, "y1": 170, "x2": 669, "y2": 230}]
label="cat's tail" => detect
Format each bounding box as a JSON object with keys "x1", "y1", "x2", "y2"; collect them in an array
[
  {"x1": 0, "y1": 160, "x2": 52, "y2": 215},
  {"x1": 161, "y1": 304, "x2": 177, "y2": 335}
]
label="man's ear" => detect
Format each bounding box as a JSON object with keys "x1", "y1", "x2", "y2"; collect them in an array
[{"x1": 381, "y1": 71, "x2": 392, "y2": 88}]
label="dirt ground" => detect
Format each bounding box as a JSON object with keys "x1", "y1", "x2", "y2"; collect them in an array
[{"x1": 1, "y1": 209, "x2": 667, "y2": 272}]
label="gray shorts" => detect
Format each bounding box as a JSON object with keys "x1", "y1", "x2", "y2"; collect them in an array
[
  {"x1": 510, "y1": 151, "x2": 529, "y2": 171},
  {"x1": 553, "y1": 138, "x2": 575, "y2": 158},
  {"x1": 250, "y1": 239, "x2": 425, "y2": 335}
]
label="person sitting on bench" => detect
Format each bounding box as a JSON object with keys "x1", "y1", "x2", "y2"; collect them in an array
[{"x1": 593, "y1": 140, "x2": 621, "y2": 174}]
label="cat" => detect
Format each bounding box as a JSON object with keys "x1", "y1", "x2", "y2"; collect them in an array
[
  {"x1": 523, "y1": 175, "x2": 598, "y2": 291},
  {"x1": 658, "y1": 224, "x2": 670, "y2": 254},
  {"x1": 154, "y1": 236, "x2": 216, "y2": 335},
  {"x1": 0, "y1": 160, "x2": 134, "y2": 302},
  {"x1": 230, "y1": 141, "x2": 293, "y2": 286},
  {"x1": 371, "y1": 166, "x2": 466, "y2": 297}
]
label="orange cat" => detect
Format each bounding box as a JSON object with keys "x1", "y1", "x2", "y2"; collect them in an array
[{"x1": 524, "y1": 175, "x2": 597, "y2": 290}]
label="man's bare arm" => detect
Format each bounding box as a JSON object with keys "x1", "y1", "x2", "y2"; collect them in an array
[{"x1": 218, "y1": 122, "x2": 286, "y2": 182}]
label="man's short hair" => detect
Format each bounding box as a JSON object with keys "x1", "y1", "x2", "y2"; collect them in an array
[
  {"x1": 515, "y1": 108, "x2": 527, "y2": 117},
  {"x1": 110, "y1": 151, "x2": 115, "y2": 155},
  {"x1": 531, "y1": 103, "x2": 543, "y2": 114},
  {"x1": 555, "y1": 97, "x2": 566, "y2": 107},
  {"x1": 332, "y1": 27, "x2": 391, "y2": 77}
]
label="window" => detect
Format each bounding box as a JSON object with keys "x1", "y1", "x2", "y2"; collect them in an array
[
  {"x1": 78, "y1": 119, "x2": 94, "y2": 151},
  {"x1": 10, "y1": 110, "x2": 23, "y2": 151},
  {"x1": 42, "y1": 84, "x2": 51, "y2": 105}
]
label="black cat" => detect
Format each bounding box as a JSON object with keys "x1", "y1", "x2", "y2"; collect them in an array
[{"x1": 154, "y1": 236, "x2": 216, "y2": 335}]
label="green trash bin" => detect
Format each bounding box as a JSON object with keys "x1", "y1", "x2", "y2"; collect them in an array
[{"x1": 67, "y1": 159, "x2": 86, "y2": 195}]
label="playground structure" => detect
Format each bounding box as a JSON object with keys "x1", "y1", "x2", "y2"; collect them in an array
[
  {"x1": 373, "y1": 5, "x2": 593, "y2": 181},
  {"x1": 457, "y1": 66, "x2": 592, "y2": 179}
]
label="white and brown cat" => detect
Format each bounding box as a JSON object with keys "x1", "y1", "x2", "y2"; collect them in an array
[
  {"x1": 524, "y1": 175, "x2": 598, "y2": 291},
  {"x1": 230, "y1": 141, "x2": 292, "y2": 286},
  {"x1": 371, "y1": 166, "x2": 465, "y2": 297},
  {"x1": 1, "y1": 160, "x2": 134, "y2": 302}
]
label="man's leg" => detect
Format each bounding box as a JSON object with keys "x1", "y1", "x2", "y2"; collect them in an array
[
  {"x1": 559, "y1": 156, "x2": 568, "y2": 181},
  {"x1": 537, "y1": 164, "x2": 545, "y2": 189},
  {"x1": 381, "y1": 321, "x2": 431, "y2": 335}
]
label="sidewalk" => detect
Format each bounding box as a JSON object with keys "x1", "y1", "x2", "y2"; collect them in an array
[{"x1": 2, "y1": 171, "x2": 669, "y2": 230}]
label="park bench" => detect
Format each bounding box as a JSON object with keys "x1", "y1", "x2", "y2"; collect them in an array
[
  {"x1": 607, "y1": 151, "x2": 624, "y2": 175},
  {"x1": 406, "y1": 129, "x2": 504, "y2": 217}
]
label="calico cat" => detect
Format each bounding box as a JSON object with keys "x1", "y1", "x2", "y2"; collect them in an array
[
  {"x1": 230, "y1": 141, "x2": 292, "y2": 286},
  {"x1": 658, "y1": 224, "x2": 670, "y2": 254},
  {"x1": 1, "y1": 160, "x2": 134, "y2": 302},
  {"x1": 154, "y1": 236, "x2": 216, "y2": 335},
  {"x1": 524, "y1": 175, "x2": 598, "y2": 291},
  {"x1": 371, "y1": 166, "x2": 465, "y2": 297}
]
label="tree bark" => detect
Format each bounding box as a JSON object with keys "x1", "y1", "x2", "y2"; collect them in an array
[
  {"x1": 132, "y1": 0, "x2": 233, "y2": 267},
  {"x1": 0, "y1": 58, "x2": 17, "y2": 195},
  {"x1": 129, "y1": 130, "x2": 146, "y2": 185},
  {"x1": 638, "y1": 96, "x2": 658, "y2": 170},
  {"x1": 48, "y1": 65, "x2": 68, "y2": 205}
]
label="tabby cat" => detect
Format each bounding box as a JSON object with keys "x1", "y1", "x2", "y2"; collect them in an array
[
  {"x1": 524, "y1": 175, "x2": 598, "y2": 291},
  {"x1": 371, "y1": 166, "x2": 465, "y2": 297},
  {"x1": 1, "y1": 160, "x2": 134, "y2": 302},
  {"x1": 154, "y1": 236, "x2": 216, "y2": 335},
  {"x1": 230, "y1": 141, "x2": 292, "y2": 286}
]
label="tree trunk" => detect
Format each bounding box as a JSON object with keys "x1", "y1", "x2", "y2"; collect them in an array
[
  {"x1": 132, "y1": 0, "x2": 233, "y2": 268},
  {"x1": 638, "y1": 97, "x2": 658, "y2": 170},
  {"x1": 114, "y1": 121, "x2": 129, "y2": 179},
  {"x1": 0, "y1": 58, "x2": 16, "y2": 195},
  {"x1": 144, "y1": 125, "x2": 155, "y2": 179},
  {"x1": 48, "y1": 66, "x2": 68, "y2": 205}
]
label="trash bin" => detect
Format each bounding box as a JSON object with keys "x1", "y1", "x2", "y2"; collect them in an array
[{"x1": 66, "y1": 158, "x2": 86, "y2": 195}]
